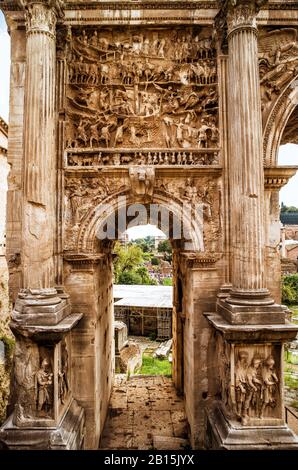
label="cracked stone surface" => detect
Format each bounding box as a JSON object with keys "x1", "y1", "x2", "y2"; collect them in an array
[{"x1": 100, "y1": 375, "x2": 190, "y2": 450}]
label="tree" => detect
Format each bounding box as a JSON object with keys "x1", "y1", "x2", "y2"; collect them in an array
[
  {"x1": 118, "y1": 270, "x2": 142, "y2": 285},
  {"x1": 135, "y1": 267, "x2": 157, "y2": 285},
  {"x1": 281, "y1": 203, "x2": 298, "y2": 213},
  {"x1": 157, "y1": 239, "x2": 172, "y2": 263},
  {"x1": 113, "y1": 242, "x2": 144, "y2": 283},
  {"x1": 157, "y1": 239, "x2": 172, "y2": 253},
  {"x1": 151, "y1": 257, "x2": 160, "y2": 266},
  {"x1": 133, "y1": 236, "x2": 155, "y2": 253}
]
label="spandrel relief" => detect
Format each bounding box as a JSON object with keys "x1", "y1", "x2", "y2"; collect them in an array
[
  {"x1": 64, "y1": 27, "x2": 219, "y2": 157},
  {"x1": 259, "y1": 28, "x2": 298, "y2": 118},
  {"x1": 64, "y1": 176, "x2": 128, "y2": 224},
  {"x1": 63, "y1": 174, "x2": 221, "y2": 252}
]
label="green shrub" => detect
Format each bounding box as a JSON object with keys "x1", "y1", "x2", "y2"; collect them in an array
[
  {"x1": 118, "y1": 270, "x2": 143, "y2": 285},
  {"x1": 282, "y1": 275, "x2": 298, "y2": 305},
  {"x1": 151, "y1": 257, "x2": 160, "y2": 266}
]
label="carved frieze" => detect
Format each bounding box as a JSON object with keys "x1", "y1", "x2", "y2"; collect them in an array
[
  {"x1": 63, "y1": 26, "x2": 219, "y2": 163},
  {"x1": 65, "y1": 149, "x2": 219, "y2": 168}
]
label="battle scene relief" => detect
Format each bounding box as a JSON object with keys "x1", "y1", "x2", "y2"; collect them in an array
[{"x1": 64, "y1": 27, "x2": 219, "y2": 167}]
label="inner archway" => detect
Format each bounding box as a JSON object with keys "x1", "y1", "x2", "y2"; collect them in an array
[
  {"x1": 63, "y1": 195, "x2": 203, "y2": 449},
  {"x1": 98, "y1": 223, "x2": 191, "y2": 450}
]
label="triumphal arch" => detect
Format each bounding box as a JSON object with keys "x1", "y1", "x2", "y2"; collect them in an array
[{"x1": 1, "y1": 0, "x2": 298, "y2": 449}]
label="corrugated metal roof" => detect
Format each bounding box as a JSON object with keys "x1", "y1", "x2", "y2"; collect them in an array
[{"x1": 114, "y1": 284, "x2": 173, "y2": 309}]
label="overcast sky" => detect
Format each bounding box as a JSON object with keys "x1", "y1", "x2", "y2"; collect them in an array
[{"x1": 0, "y1": 11, "x2": 297, "y2": 225}]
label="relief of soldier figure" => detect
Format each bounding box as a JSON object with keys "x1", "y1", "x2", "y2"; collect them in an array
[
  {"x1": 234, "y1": 350, "x2": 279, "y2": 423},
  {"x1": 36, "y1": 357, "x2": 53, "y2": 417}
]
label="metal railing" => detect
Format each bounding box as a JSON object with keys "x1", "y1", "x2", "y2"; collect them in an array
[{"x1": 285, "y1": 405, "x2": 298, "y2": 424}]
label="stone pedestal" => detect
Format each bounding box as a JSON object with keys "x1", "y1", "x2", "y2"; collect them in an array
[
  {"x1": 114, "y1": 321, "x2": 128, "y2": 373},
  {"x1": 0, "y1": 288, "x2": 85, "y2": 450},
  {"x1": 205, "y1": 313, "x2": 298, "y2": 449}
]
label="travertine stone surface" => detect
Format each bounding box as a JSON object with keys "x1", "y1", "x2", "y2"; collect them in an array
[
  {"x1": 226, "y1": 0, "x2": 271, "y2": 302},
  {"x1": 22, "y1": 0, "x2": 62, "y2": 289}
]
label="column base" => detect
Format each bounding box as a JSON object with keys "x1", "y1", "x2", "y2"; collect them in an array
[
  {"x1": 0, "y1": 399, "x2": 85, "y2": 450},
  {"x1": 206, "y1": 404, "x2": 298, "y2": 450},
  {"x1": 217, "y1": 298, "x2": 285, "y2": 325},
  {"x1": 216, "y1": 284, "x2": 233, "y2": 300}
]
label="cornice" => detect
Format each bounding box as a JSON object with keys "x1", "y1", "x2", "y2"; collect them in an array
[
  {"x1": 63, "y1": 252, "x2": 105, "y2": 264},
  {"x1": 2, "y1": 0, "x2": 298, "y2": 12},
  {"x1": 180, "y1": 251, "x2": 221, "y2": 269},
  {"x1": 264, "y1": 166, "x2": 298, "y2": 189},
  {"x1": 63, "y1": 1, "x2": 217, "y2": 10}
]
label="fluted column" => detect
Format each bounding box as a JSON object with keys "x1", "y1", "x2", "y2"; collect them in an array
[
  {"x1": 21, "y1": 0, "x2": 63, "y2": 288},
  {"x1": 224, "y1": 0, "x2": 273, "y2": 306}
]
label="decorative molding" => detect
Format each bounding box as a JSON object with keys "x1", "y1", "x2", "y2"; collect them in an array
[
  {"x1": 264, "y1": 166, "x2": 298, "y2": 189},
  {"x1": 181, "y1": 251, "x2": 220, "y2": 268},
  {"x1": 63, "y1": 252, "x2": 105, "y2": 266}
]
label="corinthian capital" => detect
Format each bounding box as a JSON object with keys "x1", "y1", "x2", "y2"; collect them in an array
[
  {"x1": 217, "y1": 0, "x2": 268, "y2": 36},
  {"x1": 19, "y1": 0, "x2": 64, "y2": 36}
]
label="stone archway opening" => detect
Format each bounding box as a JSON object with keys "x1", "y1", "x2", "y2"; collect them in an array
[
  {"x1": 98, "y1": 223, "x2": 191, "y2": 450},
  {"x1": 63, "y1": 198, "x2": 201, "y2": 449},
  {"x1": 274, "y1": 110, "x2": 298, "y2": 436},
  {"x1": 279, "y1": 142, "x2": 298, "y2": 270}
]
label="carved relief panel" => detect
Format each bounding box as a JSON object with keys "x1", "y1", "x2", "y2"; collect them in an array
[
  {"x1": 63, "y1": 173, "x2": 222, "y2": 253},
  {"x1": 231, "y1": 344, "x2": 282, "y2": 425},
  {"x1": 216, "y1": 339, "x2": 283, "y2": 426},
  {"x1": 13, "y1": 337, "x2": 73, "y2": 427},
  {"x1": 62, "y1": 26, "x2": 219, "y2": 167},
  {"x1": 13, "y1": 341, "x2": 55, "y2": 427},
  {"x1": 259, "y1": 27, "x2": 298, "y2": 123}
]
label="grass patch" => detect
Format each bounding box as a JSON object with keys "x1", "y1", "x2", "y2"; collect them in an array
[
  {"x1": 136, "y1": 353, "x2": 172, "y2": 377},
  {"x1": 285, "y1": 374, "x2": 298, "y2": 390},
  {"x1": 290, "y1": 305, "x2": 298, "y2": 323}
]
